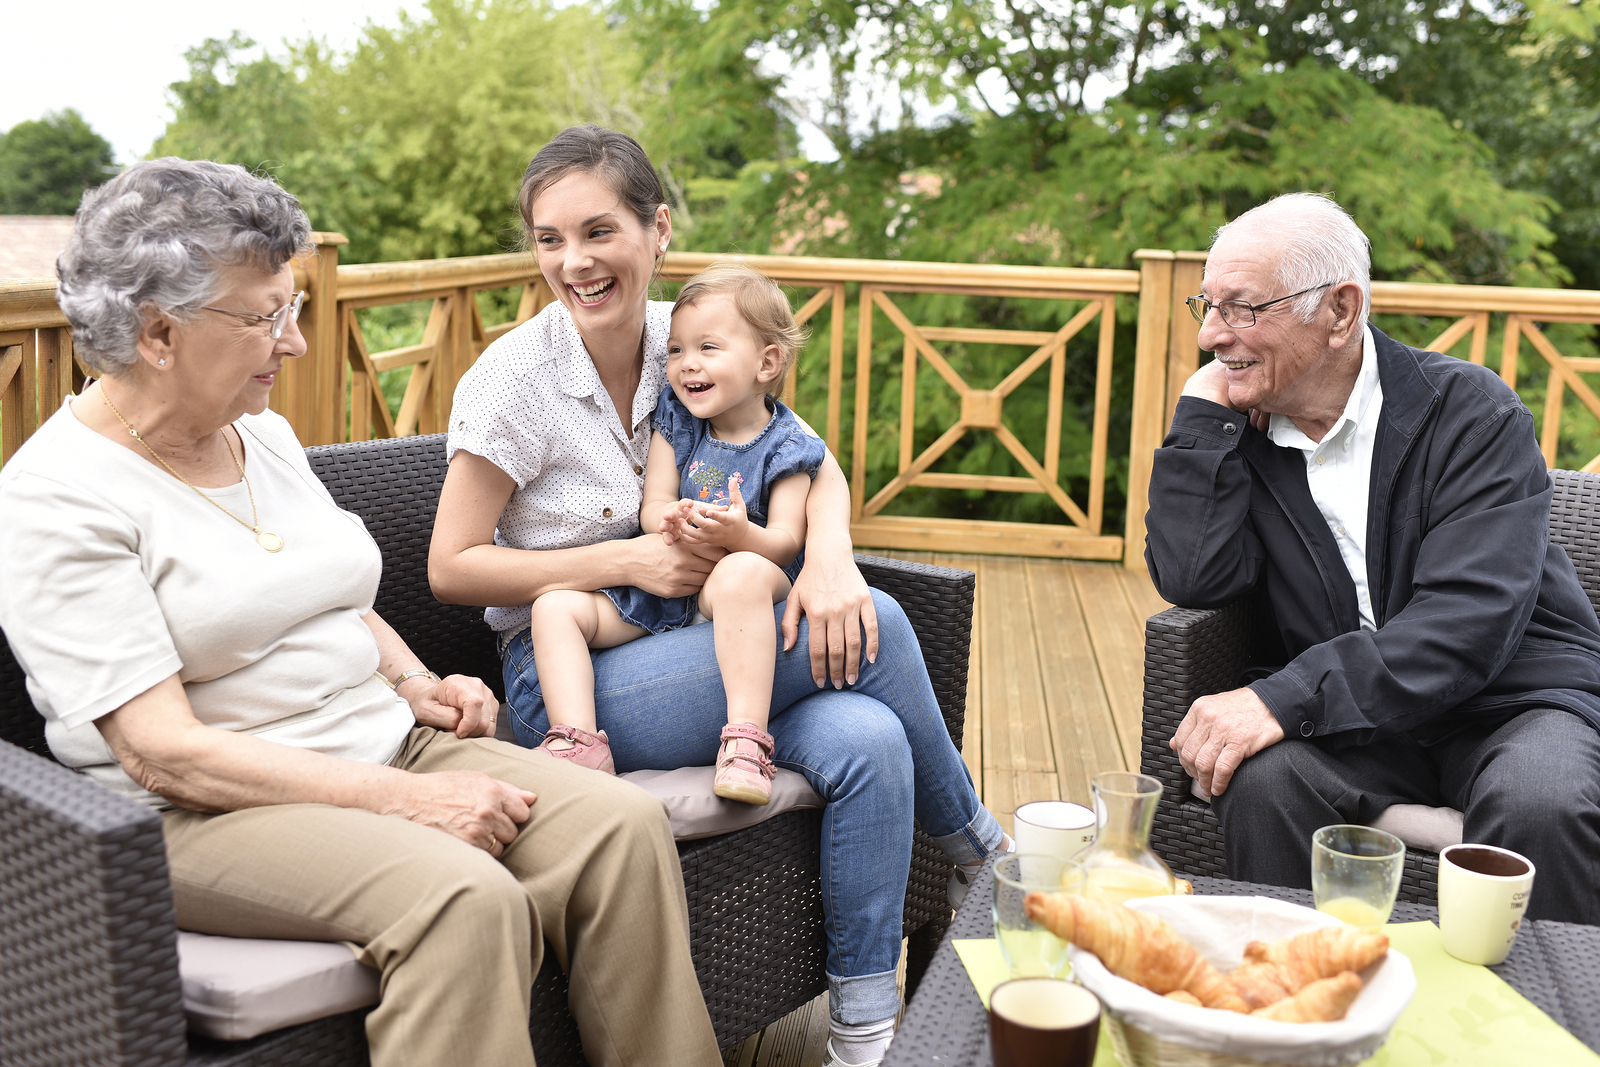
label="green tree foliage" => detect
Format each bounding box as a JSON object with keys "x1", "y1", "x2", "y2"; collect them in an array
[
  {"x1": 0, "y1": 109, "x2": 116, "y2": 215},
  {"x1": 153, "y1": 0, "x2": 642, "y2": 263},
  {"x1": 618, "y1": 0, "x2": 1594, "y2": 522}
]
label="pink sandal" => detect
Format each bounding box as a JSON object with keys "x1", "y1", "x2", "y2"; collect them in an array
[
  {"x1": 537, "y1": 724, "x2": 616, "y2": 774},
  {"x1": 714, "y1": 723, "x2": 775, "y2": 805}
]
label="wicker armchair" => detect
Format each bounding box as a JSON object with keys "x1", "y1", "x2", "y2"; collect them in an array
[
  {"x1": 1141, "y1": 467, "x2": 1600, "y2": 905},
  {"x1": 0, "y1": 433, "x2": 974, "y2": 1067}
]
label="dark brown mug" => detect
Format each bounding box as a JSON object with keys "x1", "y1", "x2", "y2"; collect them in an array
[{"x1": 989, "y1": 978, "x2": 1101, "y2": 1067}]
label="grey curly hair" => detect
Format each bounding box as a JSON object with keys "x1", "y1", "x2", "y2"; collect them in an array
[{"x1": 56, "y1": 158, "x2": 313, "y2": 374}]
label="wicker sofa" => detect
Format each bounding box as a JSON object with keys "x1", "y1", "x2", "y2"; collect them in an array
[
  {"x1": 0, "y1": 432, "x2": 975, "y2": 1067},
  {"x1": 1140, "y1": 467, "x2": 1600, "y2": 905}
]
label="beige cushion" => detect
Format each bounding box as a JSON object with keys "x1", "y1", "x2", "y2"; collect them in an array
[
  {"x1": 493, "y1": 708, "x2": 824, "y2": 840},
  {"x1": 1371, "y1": 803, "x2": 1464, "y2": 853},
  {"x1": 177, "y1": 932, "x2": 379, "y2": 1040},
  {"x1": 622, "y1": 766, "x2": 824, "y2": 841},
  {"x1": 1188, "y1": 779, "x2": 1464, "y2": 853}
]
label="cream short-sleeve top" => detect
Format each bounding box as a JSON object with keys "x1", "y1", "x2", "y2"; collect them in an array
[{"x1": 0, "y1": 399, "x2": 415, "y2": 808}]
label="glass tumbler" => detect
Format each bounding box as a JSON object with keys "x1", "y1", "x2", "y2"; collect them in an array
[
  {"x1": 993, "y1": 854, "x2": 1086, "y2": 979},
  {"x1": 1311, "y1": 824, "x2": 1406, "y2": 929}
]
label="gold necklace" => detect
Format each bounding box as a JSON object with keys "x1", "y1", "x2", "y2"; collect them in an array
[{"x1": 100, "y1": 387, "x2": 284, "y2": 552}]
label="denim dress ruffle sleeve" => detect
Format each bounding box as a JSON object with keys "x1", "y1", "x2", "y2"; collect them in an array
[{"x1": 602, "y1": 386, "x2": 828, "y2": 634}]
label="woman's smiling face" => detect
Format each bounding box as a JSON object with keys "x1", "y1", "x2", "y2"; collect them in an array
[{"x1": 528, "y1": 169, "x2": 670, "y2": 356}]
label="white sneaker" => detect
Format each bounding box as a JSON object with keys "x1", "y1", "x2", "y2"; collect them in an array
[
  {"x1": 947, "y1": 835, "x2": 1014, "y2": 909},
  {"x1": 822, "y1": 1035, "x2": 889, "y2": 1067}
]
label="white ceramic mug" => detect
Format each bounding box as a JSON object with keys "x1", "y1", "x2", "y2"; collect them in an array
[
  {"x1": 1437, "y1": 843, "x2": 1536, "y2": 966},
  {"x1": 1013, "y1": 801, "x2": 1095, "y2": 862}
]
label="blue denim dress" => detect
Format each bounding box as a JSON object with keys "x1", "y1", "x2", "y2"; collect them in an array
[{"x1": 603, "y1": 386, "x2": 826, "y2": 633}]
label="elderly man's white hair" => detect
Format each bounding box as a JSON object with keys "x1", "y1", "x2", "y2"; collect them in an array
[{"x1": 1212, "y1": 192, "x2": 1372, "y2": 329}]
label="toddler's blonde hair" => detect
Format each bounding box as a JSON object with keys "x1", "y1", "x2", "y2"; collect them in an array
[{"x1": 673, "y1": 262, "x2": 809, "y2": 398}]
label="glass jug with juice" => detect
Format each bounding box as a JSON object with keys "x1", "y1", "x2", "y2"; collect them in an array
[{"x1": 1077, "y1": 771, "x2": 1176, "y2": 905}]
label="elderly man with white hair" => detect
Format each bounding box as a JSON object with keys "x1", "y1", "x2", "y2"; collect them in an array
[{"x1": 1144, "y1": 192, "x2": 1600, "y2": 924}]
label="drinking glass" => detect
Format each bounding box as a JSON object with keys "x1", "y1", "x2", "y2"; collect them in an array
[
  {"x1": 1311, "y1": 824, "x2": 1405, "y2": 929},
  {"x1": 993, "y1": 854, "x2": 1086, "y2": 979}
]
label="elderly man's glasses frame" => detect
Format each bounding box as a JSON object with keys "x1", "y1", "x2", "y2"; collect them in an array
[
  {"x1": 199, "y1": 290, "x2": 307, "y2": 339},
  {"x1": 1185, "y1": 282, "x2": 1336, "y2": 329}
]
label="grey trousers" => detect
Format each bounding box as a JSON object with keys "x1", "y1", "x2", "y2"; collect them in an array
[
  {"x1": 1212, "y1": 707, "x2": 1600, "y2": 924},
  {"x1": 162, "y1": 728, "x2": 721, "y2": 1067}
]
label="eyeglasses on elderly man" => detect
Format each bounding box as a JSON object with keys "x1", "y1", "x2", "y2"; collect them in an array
[{"x1": 1185, "y1": 281, "x2": 1335, "y2": 329}]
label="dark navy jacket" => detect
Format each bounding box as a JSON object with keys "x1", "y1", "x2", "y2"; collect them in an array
[{"x1": 1145, "y1": 327, "x2": 1600, "y2": 747}]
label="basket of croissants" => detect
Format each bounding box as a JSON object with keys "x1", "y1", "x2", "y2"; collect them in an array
[{"x1": 1023, "y1": 892, "x2": 1416, "y2": 1067}]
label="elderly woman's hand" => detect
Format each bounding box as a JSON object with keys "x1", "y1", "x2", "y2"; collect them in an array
[
  {"x1": 384, "y1": 768, "x2": 536, "y2": 853},
  {"x1": 403, "y1": 673, "x2": 501, "y2": 738}
]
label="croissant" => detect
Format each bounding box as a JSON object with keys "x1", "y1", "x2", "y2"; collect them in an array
[
  {"x1": 1164, "y1": 990, "x2": 1203, "y2": 1007},
  {"x1": 1229, "y1": 926, "x2": 1389, "y2": 1009},
  {"x1": 1024, "y1": 892, "x2": 1250, "y2": 1013},
  {"x1": 1250, "y1": 972, "x2": 1363, "y2": 1023}
]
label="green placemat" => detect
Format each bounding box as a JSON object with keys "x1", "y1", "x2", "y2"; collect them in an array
[
  {"x1": 953, "y1": 924, "x2": 1599, "y2": 1066},
  {"x1": 1368, "y1": 922, "x2": 1599, "y2": 1066}
]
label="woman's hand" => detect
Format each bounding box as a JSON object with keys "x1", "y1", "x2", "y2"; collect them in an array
[
  {"x1": 784, "y1": 547, "x2": 879, "y2": 688},
  {"x1": 404, "y1": 673, "x2": 500, "y2": 738},
  {"x1": 384, "y1": 769, "x2": 537, "y2": 852},
  {"x1": 627, "y1": 530, "x2": 722, "y2": 597},
  {"x1": 785, "y1": 452, "x2": 879, "y2": 687}
]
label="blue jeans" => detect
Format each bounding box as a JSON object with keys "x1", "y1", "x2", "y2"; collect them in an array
[{"x1": 502, "y1": 589, "x2": 1002, "y2": 1025}]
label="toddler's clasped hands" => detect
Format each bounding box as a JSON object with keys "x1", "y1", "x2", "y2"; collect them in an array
[{"x1": 659, "y1": 476, "x2": 750, "y2": 549}]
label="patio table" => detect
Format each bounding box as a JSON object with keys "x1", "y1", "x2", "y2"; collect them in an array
[{"x1": 883, "y1": 864, "x2": 1600, "y2": 1066}]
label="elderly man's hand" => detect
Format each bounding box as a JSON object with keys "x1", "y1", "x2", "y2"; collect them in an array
[
  {"x1": 1171, "y1": 687, "x2": 1285, "y2": 797},
  {"x1": 1181, "y1": 360, "x2": 1270, "y2": 430}
]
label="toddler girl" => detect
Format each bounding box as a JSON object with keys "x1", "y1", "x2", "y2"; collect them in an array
[{"x1": 528, "y1": 263, "x2": 827, "y2": 804}]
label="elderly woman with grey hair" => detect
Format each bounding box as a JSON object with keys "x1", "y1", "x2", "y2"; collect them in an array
[{"x1": 0, "y1": 158, "x2": 719, "y2": 1067}]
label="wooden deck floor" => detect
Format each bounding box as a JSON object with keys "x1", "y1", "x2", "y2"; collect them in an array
[{"x1": 722, "y1": 554, "x2": 1171, "y2": 1066}]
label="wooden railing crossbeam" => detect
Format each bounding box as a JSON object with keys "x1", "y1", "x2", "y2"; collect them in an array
[{"x1": 10, "y1": 245, "x2": 1599, "y2": 569}]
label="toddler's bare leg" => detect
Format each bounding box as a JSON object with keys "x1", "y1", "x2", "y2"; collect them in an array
[
  {"x1": 698, "y1": 552, "x2": 793, "y2": 731},
  {"x1": 529, "y1": 590, "x2": 646, "y2": 733}
]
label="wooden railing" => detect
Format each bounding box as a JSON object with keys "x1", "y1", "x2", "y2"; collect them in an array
[
  {"x1": 5, "y1": 240, "x2": 1598, "y2": 570},
  {"x1": 289, "y1": 243, "x2": 1144, "y2": 561},
  {"x1": 0, "y1": 281, "x2": 76, "y2": 463}
]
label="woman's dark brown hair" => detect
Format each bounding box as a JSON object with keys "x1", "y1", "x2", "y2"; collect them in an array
[{"x1": 519, "y1": 126, "x2": 667, "y2": 242}]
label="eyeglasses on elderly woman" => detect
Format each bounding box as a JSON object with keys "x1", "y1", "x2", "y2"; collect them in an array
[
  {"x1": 198, "y1": 290, "x2": 306, "y2": 339},
  {"x1": 1185, "y1": 282, "x2": 1335, "y2": 329}
]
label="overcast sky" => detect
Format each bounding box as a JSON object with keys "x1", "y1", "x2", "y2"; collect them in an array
[
  {"x1": 4, "y1": 0, "x2": 427, "y2": 165},
  {"x1": 5, "y1": 0, "x2": 848, "y2": 165}
]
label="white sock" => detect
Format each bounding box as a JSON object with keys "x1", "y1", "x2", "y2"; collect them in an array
[{"x1": 829, "y1": 1017, "x2": 895, "y2": 1065}]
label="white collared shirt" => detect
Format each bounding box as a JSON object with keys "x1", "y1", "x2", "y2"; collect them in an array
[
  {"x1": 447, "y1": 300, "x2": 672, "y2": 635},
  {"x1": 1267, "y1": 326, "x2": 1383, "y2": 631}
]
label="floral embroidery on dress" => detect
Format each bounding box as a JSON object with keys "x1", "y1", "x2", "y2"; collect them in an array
[{"x1": 689, "y1": 460, "x2": 736, "y2": 503}]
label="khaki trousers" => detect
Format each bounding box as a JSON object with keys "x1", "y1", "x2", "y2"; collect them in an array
[{"x1": 162, "y1": 728, "x2": 720, "y2": 1067}]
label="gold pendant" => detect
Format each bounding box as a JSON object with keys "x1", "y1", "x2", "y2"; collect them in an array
[{"x1": 257, "y1": 531, "x2": 284, "y2": 552}]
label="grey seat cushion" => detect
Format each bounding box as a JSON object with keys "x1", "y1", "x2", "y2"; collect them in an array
[
  {"x1": 491, "y1": 709, "x2": 825, "y2": 840},
  {"x1": 622, "y1": 766, "x2": 824, "y2": 840},
  {"x1": 177, "y1": 933, "x2": 379, "y2": 1040}
]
